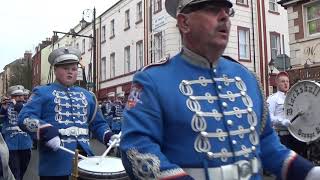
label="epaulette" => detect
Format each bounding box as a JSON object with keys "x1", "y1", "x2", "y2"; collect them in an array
[{"x1": 140, "y1": 56, "x2": 170, "y2": 71}]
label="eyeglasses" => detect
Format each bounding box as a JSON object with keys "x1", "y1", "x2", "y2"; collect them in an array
[{"x1": 181, "y1": 4, "x2": 235, "y2": 17}]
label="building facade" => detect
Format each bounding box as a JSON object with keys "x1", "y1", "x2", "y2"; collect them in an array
[
  {"x1": 279, "y1": 0, "x2": 320, "y2": 84},
  {"x1": 2, "y1": 0, "x2": 290, "y2": 99}
]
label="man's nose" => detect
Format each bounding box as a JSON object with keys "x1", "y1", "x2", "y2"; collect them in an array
[{"x1": 218, "y1": 9, "x2": 229, "y2": 21}]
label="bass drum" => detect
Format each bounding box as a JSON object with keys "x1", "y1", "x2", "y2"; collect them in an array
[
  {"x1": 284, "y1": 80, "x2": 320, "y2": 143},
  {"x1": 78, "y1": 156, "x2": 129, "y2": 180}
]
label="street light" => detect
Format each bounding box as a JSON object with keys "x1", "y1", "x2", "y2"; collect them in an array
[
  {"x1": 52, "y1": 7, "x2": 97, "y2": 94},
  {"x1": 268, "y1": 58, "x2": 275, "y2": 75}
]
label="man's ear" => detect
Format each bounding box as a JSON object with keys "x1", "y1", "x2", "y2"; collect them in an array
[{"x1": 177, "y1": 13, "x2": 190, "y2": 34}]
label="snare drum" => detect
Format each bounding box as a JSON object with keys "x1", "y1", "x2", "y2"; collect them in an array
[{"x1": 78, "y1": 156, "x2": 129, "y2": 180}]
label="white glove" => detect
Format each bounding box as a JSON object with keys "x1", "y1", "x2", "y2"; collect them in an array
[
  {"x1": 306, "y1": 167, "x2": 320, "y2": 180},
  {"x1": 45, "y1": 136, "x2": 61, "y2": 151},
  {"x1": 282, "y1": 119, "x2": 291, "y2": 127},
  {"x1": 108, "y1": 134, "x2": 121, "y2": 147}
]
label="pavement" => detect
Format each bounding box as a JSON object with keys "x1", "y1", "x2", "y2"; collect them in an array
[
  {"x1": 23, "y1": 139, "x2": 276, "y2": 180},
  {"x1": 24, "y1": 139, "x2": 107, "y2": 180}
]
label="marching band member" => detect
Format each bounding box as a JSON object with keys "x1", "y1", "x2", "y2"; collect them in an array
[
  {"x1": 18, "y1": 47, "x2": 119, "y2": 180},
  {"x1": 1, "y1": 85, "x2": 32, "y2": 180},
  {"x1": 120, "y1": 0, "x2": 320, "y2": 179},
  {"x1": 267, "y1": 72, "x2": 307, "y2": 158}
]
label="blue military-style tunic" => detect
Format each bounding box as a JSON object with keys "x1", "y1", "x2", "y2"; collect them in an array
[
  {"x1": 1, "y1": 101, "x2": 32, "y2": 151},
  {"x1": 18, "y1": 82, "x2": 111, "y2": 176},
  {"x1": 120, "y1": 49, "x2": 314, "y2": 180},
  {"x1": 111, "y1": 101, "x2": 124, "y2": 133}
]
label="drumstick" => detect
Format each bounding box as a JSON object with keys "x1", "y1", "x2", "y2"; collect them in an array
[
  {"x1": 59, "y1": 146, "x2": 87, "y2": 159},
  {"x1": 290, "y1": 111, "x2": 304, "y2": 123},
  {"x1": 97, "y1": 132, "x2": 121, "y2": 165}
]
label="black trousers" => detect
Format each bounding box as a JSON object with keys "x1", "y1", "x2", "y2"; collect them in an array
[
  {"x1": 40, "y1": 176, "x2": 69, "y2": 180},
  {"x1": 279, "y1": 134, "x2": 308, "y2": 158},
  {"x1": 8, "y1": 149, "x2": 31, "y2": 180}
]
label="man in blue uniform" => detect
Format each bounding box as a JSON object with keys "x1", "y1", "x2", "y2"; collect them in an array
[
  {"x1": 120, "y1": 0, "x2": 320, "y2": 179},
  {"x1": 110, "y1": 92, "x2": 125, "y2": 134},
  {"x1": 1, "y1": 85, "x2": 32, "y2": 180},
  {"x1": 18, "y1": 47, "x2": 119, "y2": 180}
]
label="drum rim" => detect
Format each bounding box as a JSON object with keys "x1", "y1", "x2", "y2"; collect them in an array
[
  {"x1": 285, "y1": 80, "x2": 320, "y2": 142},
  {"x1": 78, "y1": 168, "x2": 127, "y2": 178},
  {"x1": 78, "y1": 156, "x2": 127, "y2": 177}
]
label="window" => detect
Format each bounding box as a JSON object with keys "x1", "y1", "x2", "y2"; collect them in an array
[
  {"x1": 88, "y1": 34, "x2": 92, "y2": 50},
  {"x1": 154, "y1": 0, "x2": 162, "y2": 13},
  {"x1": 124, "y1": 46, "x2": 131, "y2": 73},
  {"x1": 154, "y1": 32, "x2": 163, "y2": 62},
  {"x1": 100, "y1": 57, "x2": 106, "y2": 81},
  {"x1": 136, "y1": 1, "x2": 143, "y2": 23},
  {"x1": 125, "y1": 10, "x2": 130, "y2": 30},
  {"x1": 76, "y1": 43, "x2": 79, "y2": 50},
  {"x1": 306, "y1": 2, "x2": 320, "y2": 35},
  {"x1": 110, "y1": 19, "x2": 115, "y2": 38},
  {"x1": 270, "y1": 32, "x2": 281, "y2": 60},
  {"x1": 82, "y1": 39, "x2": 85, "y2": 54},
  {"x1": 136, "y1": 40, "x2": 144, "y2": 69},
  {"x1": 101, "y1": 26, "x2": 106, "y2": 42},
  {"x1": 236, "y1": 0, "x2": 248, "y2": 6},
  {"x1": 238, "y1": 27, "x2": 250, "y2": 61},
  {"x1": 110, "y1": 53, "x2": 115, "y2": 78},
  {"x1": 269, "y1": 0, "x2": 278, "y2": 12}
]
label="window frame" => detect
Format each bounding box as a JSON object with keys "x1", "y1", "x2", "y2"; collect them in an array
[
  {"x1": 136, "y1": 40, "x2": 144, "y2": 69},
  {"x1": 269, "y1": 0, "x2": 278, "y2": 13},
  {"x1": 110, "y1": 53, "x2": 115, "y2": 78},
  {"x1": 124, "y1": 9, "x2": 130, "y2": 30},
  {"x1": 124, "y1": 46, "x2": 131, "y2": 73},
  {"x1": 270, "y1": 31, "x2": 281, "y2": 60},
  {"x1": 153, "y1": 32, "x2": 163, "y2": 62},
  {"x1": 237, "y1": 26, "x2": 251, "y2": 62},
  {"x1": 236, "y1": 0, "x2": 249, "y2": 7},
  {"x1": 101, "y1": 25, "x2": 106, "y2": 43},
  {"x1": 136, "y1": 1, "x2": 143, "y2": 24},
  {"x1": 100, "y1": 57, "x2": 107, "y2": 81},
  {"x1": 154, "y1": 0, "x2": 162, "y2": 14},
  {"x1": 81, "y1": 39, "x2": 85, "y2": 54},
  {"x1": 305, "y1": 2, "x2": 320, "y2": 36},
  {"x1": 110, "y1": 19, "x2": 115, "y2": 39}
]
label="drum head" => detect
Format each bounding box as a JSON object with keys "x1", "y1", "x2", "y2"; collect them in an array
[
  {"x1": 284, "y1": 80, "x2": 320, "y2": 142},
  {"x1": 78, "y1": 156, "x2": 127, "y2": 179}
]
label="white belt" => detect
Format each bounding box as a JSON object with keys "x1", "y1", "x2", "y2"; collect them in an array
[
  {"x1": 6, "y1": 126, "x2": 22, "y2": 131},
  {"x1": 59, "y1": 127, "x2": 88, "y2": 137},
  {"x1": 61, "y1": 138, "x2": 89, "y2": 144},
  {"x1": 184, "y1": 158, "x2": 260, "y2": 180},
  {"x1": 277, "y1": 130, "x2": 290, "y2": 136}
]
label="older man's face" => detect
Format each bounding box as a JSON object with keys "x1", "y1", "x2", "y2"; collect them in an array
[
  {"x1": 54, "y1": 63, "x2": 78, "y2": 87},
  {"x1": 179, "y1": 4, "x2": 232, "y2": 51}
]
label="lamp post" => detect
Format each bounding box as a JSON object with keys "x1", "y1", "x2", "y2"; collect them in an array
[
  {"x1": 52, "y1": 7, "x2": 97, "y2": 94},
  {"x1": 79, "y1": 8, "x2": 96, "y2": 94},
  {"x1": 268, "y1": 58, "x2": 275, "y2": 75}
]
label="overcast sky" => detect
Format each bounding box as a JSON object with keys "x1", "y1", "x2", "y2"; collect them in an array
[{"x1": 0, "y1": 0, "x2": 119, "y2": 71}]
